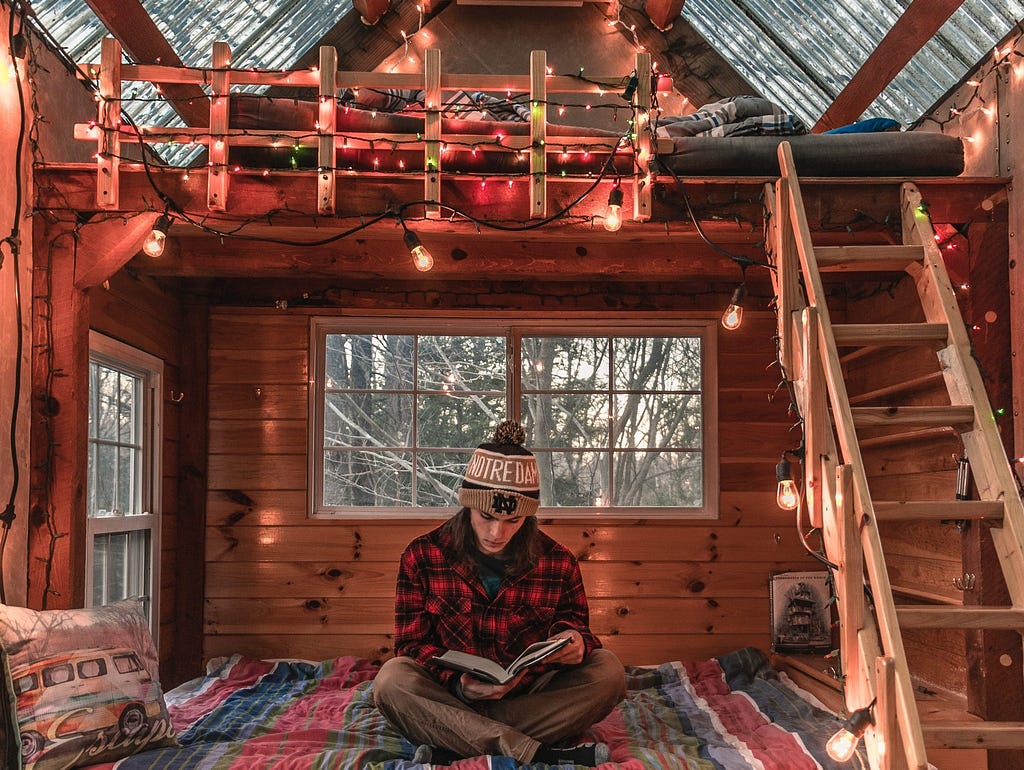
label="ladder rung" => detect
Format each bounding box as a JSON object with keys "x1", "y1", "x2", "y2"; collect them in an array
[
  {"x1": 850, "y1": 405, "x2": 975, "y2": 429},
  {"x1": 833, "y1": 323, "x2": 948, "y2": 348},
  {"x1": 922, "y1": 721, "x2": 1024, "y2": 749},
  {"x1": 895, "y1": 606, "x2": 1024, "y2": 629},
  {"x1": 874, "y1": 500, "x2": 1004, "y2": 521},
  {"x1": 815, "y1": 244, "x2": 925, "y2": 272}
]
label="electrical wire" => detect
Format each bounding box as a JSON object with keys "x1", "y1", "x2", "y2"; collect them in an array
[{"x1": 1, "y1": 0, "x2": 28, "y2": 604}]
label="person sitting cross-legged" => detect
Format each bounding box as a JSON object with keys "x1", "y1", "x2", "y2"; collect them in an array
[{"x1": 373, "y1": 421, "x2": 626, "y2": 767}]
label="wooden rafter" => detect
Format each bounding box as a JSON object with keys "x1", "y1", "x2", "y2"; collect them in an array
[
  {"x1": 814, "y1": 0, "x2": 966, "y2": 132},
  {"x1": 85, "y1": 0, "x2": 210, "y2": 127}
]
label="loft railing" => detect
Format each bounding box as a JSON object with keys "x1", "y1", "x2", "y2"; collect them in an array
[{"x1": 75, "y1": 38, "x2": 666, "y2": 220}]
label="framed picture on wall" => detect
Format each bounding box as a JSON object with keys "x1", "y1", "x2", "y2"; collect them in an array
[{"x1": 769, "y1": 571, "x2": 833, "y2": 654}]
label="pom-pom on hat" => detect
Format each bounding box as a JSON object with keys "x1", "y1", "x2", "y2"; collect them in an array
[{"x1": 458, "y1": 420, "x2": 540, "y2": 518}]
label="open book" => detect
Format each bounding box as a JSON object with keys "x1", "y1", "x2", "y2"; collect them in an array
[{"x1": 431, "y1": 636, "x2": 570, "y2": 685}]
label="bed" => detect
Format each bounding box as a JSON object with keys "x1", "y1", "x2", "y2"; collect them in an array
[
  {"x1": 71, "y1": 647, "x2": 866, "y2": 770},
  {"x1": 227, "y1": 92, "x2": 965, "y2": 179},
  {"x1": 0, "y1": 602, "x2": 869, "y2": 770}
]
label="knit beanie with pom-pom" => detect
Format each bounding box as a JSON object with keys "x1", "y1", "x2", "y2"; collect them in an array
[{"x1": 458, "y1": 420, "x2": 540, "y2": 517}]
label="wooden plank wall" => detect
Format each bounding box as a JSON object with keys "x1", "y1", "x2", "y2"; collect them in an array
[
  {"x1": 203, "y1": 302, "x2": 829, "y2": 667},
  {"x1": 86, "y1": 271, "x2": 188, "y2": 681}
]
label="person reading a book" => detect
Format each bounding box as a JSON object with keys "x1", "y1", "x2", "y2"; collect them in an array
[{"x1": 373, "y1": 421, "x2": 626, "y2": 768}]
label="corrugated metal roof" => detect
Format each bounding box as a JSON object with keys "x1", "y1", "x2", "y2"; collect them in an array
[
  {"x1": 26, "y1": 0, "x2": 1024, "y2": 162},
  {"x1": 31, "y1": 0, "x2": 352, "y2": 162},
  {"x1": 682, "y1": 0, "x2": 1024, "y2": 127}
]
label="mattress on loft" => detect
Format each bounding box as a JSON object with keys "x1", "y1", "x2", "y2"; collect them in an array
[
  {"x1": 657, "y1": 131, "x2": 965, "y2": 177},
  {"x1": 228, "y1": 98, "x2": 964, "y2": 177}
]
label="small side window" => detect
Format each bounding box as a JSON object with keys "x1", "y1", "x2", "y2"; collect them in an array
[
  {"x1": 13, "y1": 673, "x2": 38, "y2": 696},
  {"x1": 78, "y1": 658, "x2": 107, "y2": 679},
  {"x1": 42, "y1": 663, "x2": 74, "y2": 687},
  {"x1": 112, "y1": 652, "x2": 143, "y2": 675}
]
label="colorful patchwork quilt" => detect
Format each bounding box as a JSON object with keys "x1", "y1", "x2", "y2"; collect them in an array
[{"x1": 79, "y1": 647, "x2": 866, "y2": 770}]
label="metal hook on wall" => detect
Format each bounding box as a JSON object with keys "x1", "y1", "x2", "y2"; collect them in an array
[
  {"x1": 952, "y1": 573, "x2": 976, "y2": 591},
  {"x1": 168, "y1": 389, "x2": 185, "y2": 403}
]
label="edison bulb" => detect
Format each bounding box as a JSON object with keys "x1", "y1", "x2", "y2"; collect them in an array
[
  {"x1": 825, "y1": 727, "x2": 858, "y2": 762},
  {"x1": 603, "y1": 187, "x2": 624, "y2": 232},
  {"x1": 411, "y1": 244, "x2": 434, "y2": 272},
  {"x1": 721, "y1": 303, "x2": 743, "y2": 330},
  {"x1": 776, "y1": 479, "x2": 799, "y2": 510}
]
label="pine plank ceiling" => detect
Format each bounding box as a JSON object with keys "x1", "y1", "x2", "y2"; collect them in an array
[{"x1": 28, "y1": 0, "x2": 1024, "y2": 149}]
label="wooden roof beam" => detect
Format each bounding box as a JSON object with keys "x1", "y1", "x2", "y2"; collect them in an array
[
  {"x1": 85, "y1": 0, "x2": 210, "y2": 127},
  {"x1": 814, "y1": 0, "x2": 965, "y2": 132}
]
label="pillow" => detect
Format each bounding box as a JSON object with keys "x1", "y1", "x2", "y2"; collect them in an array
[
  {"x1": 824, "y1": 117, "x2": 901, "y2": 134},
  {"x1": 0, "y1": 599, "x2": 178, "y2": 770}
]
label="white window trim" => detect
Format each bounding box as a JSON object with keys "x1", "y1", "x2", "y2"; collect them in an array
[
  {"x1": 309, "y1": 313, "x2": 719, "y2": 520},
  {"x1": 86, "y1": 331, "x2": 163, "y2": 643}
]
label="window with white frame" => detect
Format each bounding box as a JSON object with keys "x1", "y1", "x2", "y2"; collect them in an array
[
  {"x1": 87, "y1": 332, "x2": 162, "y2": 638},
  {"x1": 310, "y1": 317, "x2": 718, "y2": 518}
]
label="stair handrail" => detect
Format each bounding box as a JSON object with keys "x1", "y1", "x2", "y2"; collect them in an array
[{"x1": 773, "y1": 141, "x2": 929, "y2": 770}]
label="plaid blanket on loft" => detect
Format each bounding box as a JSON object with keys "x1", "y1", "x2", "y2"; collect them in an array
[
  {"x1": 657, "y1": 96, "x2": 808, "y2": 138},
  {"x1": 77, "y1": 647, "x2": 866, "y2": 770}
]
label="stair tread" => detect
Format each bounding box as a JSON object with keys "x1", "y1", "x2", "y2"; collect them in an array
[
  {"x1": 895, "y1": 606, "x2": 1024, "y2": 629},
  {"x1": 921, "y1": 721, "x2": 1024, "y2": 749},
  {"x1": 874, "y1": 500, "x2": 1004, "y2": 521},
  {"x1": 815, "y1": 245, "x2": 925, "y2": 272},
  {"x1": 850, "y1": 405, "x2": 975, "y2": 428},
  {"x1": 833, "y1": 322, "x2": 948, "y2": 347}
]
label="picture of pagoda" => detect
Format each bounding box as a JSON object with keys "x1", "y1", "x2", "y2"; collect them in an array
[{"x1": 771, "y1": 575, "x2": 832, "y2": 653}]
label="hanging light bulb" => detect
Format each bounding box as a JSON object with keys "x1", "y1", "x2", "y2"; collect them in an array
[
  {"x1": 404, "y1": 229, "x2": 434, "y2": 272},
  {"x1": 142, "y1": 215, "x2": 171, "y2": 258},
  {"x1": 721, "y1": 283, "x2": 746, "y2": 330},
  {"x1": 825, "y1": 705, "x2": 874, "y2": 762},
  {"x1": 775, "y1": 453, "x2": 799, "y2": 511},
  {"x1": 603, "y1": 186, "x2": 624, "y2": 232}
]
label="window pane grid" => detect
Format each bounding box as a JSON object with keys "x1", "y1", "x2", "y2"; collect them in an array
[
  {"x1": 316, "y1": 323, "x2": 711, "y2": 517},
  {"x1": 87, "y1": 334, "x2": 161, "y2": 639},
  {"x1": 89, "y1": 362, "x2": 144, "y2": 517},
  {"x1": 321, "y1": 332, "x2": 505, "y2": 508},
  {"x1": 522, "y1": 333, "x2": 704, "y2": 509}
]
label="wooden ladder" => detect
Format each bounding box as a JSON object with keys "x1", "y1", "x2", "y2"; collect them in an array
[{"x1": 769, "y1": 141, "x2": 1024, "y2": 769}]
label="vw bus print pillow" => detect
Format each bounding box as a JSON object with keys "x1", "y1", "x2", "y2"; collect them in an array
[{"x1": 0, "y1": 599, "x2": 177, "y2": 769}]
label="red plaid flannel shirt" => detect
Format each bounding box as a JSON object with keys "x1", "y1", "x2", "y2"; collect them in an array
[{"x1": 394, "y1": 524, "x2": 601, "y2": 689}]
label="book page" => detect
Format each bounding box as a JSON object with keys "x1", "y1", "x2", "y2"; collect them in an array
[
  {"x1": 506, "y1": 636, "x2": 570, "y2": 676},
  {"x1": 432, "y1": 650, "x2": 512, "y2": 683}
]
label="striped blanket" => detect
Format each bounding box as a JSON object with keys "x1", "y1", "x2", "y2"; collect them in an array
[{"x1": 81, "y1": 648, "x2": 865, "y2": 769}]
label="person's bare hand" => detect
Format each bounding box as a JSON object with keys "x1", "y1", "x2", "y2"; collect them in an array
[
  {"x1": 459, "y1": 671, "x2": 526, "y2": 701},
  {"x1": 541, "y1": 629, "x2": 584, "y2": 665}
]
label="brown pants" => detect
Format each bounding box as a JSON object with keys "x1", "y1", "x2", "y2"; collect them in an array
[{"x1": 372, "y1": 649, "x2": 626, "y2": 764}]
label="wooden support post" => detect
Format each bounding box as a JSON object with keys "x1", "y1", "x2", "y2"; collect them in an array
[
  {"x1": 529, "y1": 50, "x2": 546, "y2": 219},
  {"x1": 837, "y1": 463, "x2": 865, "y2": 708},
  {"x1": 317, "y1": 47, "x2": 338, "y2": 216},
  {"x1": 632, "y1": 51, "x2": 652, "y2": 223},
  {"x1": 29, "y1": 222, "x2": 88, "y2": 610},
  {"x1": 874, "y1": 657, "x2": 900, "y2": 770},
  {"x1": 771, "y1": 177, "x2": 803, "y2": 378},
  {"x1": 802, "y1": 306, "x2": 828, "y2": 529},
  {"x1": 423, "y1": 49, "x2": 442, "y2": 218},
  {"x1": 207, "y1": 42, "x2": 231, "y2": 211},
  {"x1": 97, "y1": 37, "x2": 121, "y2": 209}
]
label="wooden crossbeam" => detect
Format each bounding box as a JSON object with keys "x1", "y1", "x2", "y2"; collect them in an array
[{"x1": 814, "y1": 0, "x2": 966, "y2": 132}]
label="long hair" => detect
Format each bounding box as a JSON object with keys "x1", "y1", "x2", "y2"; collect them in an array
[{"x1": 442, "y1": 507, "x2": 541, "y2": 575}]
